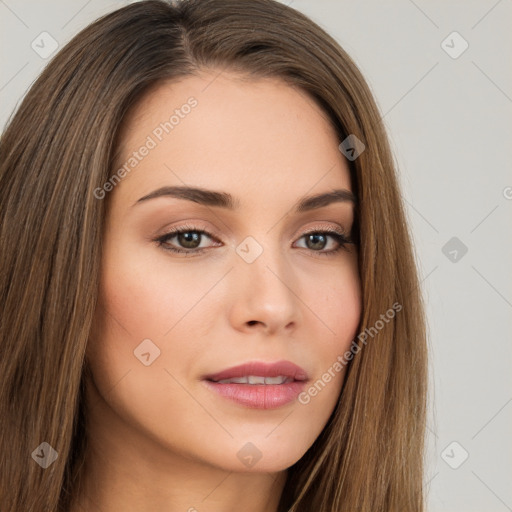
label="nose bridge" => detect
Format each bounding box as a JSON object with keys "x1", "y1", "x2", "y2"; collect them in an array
[
  {"x1": 231, "y1": 233, "x2": 300, "y2": 331},
  {"x1": 236, "y1": 231, "x2": 289, "y2": 290}
]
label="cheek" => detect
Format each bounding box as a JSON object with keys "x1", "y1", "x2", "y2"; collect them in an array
[
  {"x1": 86, "y1": 241, "x2": 206, "y2": 398},
  {"x1": 312, "y1": 251, "x2": 362, "y2": 348},
  {"x1": 85, "y1": 244, "x2": 210, "y2": 451},
  {"x1": 97, "y1": 240, "x2": 212, "y2": 340},
  {"x1": 302, "y1": 253, "x2": 362, "y2": 400}
]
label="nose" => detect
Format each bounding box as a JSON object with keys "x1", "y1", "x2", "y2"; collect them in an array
[{"x1": 227, "y1": 247, "x2": 301, "y2": 336}]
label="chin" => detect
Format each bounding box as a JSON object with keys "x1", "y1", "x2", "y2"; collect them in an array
[{"x1": 207, "y1": 437, "x2": 310, "y2": 474}]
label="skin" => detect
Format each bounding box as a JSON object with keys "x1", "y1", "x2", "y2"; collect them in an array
[{"x1": 76, "y1": 70, "x2": 362, "y2": 512}]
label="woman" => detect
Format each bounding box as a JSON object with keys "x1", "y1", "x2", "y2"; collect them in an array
[{"x1": 0, "y1": 0, "x2": 428, "y2": 511}]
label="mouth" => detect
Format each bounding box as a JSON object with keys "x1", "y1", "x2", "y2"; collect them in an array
[
  {"x1": 208, "y1": 375, "x2": 296, "y2": 385},
  {"x1": 203, "y1": 359, "x2": 309, "y2": 383},
  {"x1": 202, "y1": 360, "x2": 309, "y2": 409}
]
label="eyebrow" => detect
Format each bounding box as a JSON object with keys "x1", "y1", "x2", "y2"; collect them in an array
[{"x1": 133, "y1": 185, "x2": 356, "y2": 212}]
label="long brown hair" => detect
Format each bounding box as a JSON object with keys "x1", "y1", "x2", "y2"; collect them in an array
[{"x1": 0, "y1": 1, "x2": 428, "y2": 510}]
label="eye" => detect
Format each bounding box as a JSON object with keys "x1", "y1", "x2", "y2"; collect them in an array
[
  {"x1": 154, "y1": 225, "x2": 353, "y2": 257},
  {"x1": 294, "y1": 229, "x2": 352, "y2": 256},
  {"x1": 155, "y1": 225, "x2": 220, "y2": 256}
]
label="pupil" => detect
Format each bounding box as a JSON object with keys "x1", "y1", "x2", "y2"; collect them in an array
[
  {"x1": 179, "y1": 232, "x2": 200, "y2": 248},
  {"x1": 307, "y1": 234, "x2": 326, "y2": 250}
]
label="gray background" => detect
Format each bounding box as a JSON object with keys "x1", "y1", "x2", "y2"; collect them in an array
[{"x1": 1, "y1": 0, "x2": 511, "y2": 510}]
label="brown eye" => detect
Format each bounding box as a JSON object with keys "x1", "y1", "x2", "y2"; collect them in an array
[
  {"x1": 155, "y1": 226, "x2": 220, "y2": 255},
  {"x1": 294, "y1": 230, "x2": 351, "y2": 256},
  {"x1": 305, "y1": 233, "x2": 328, "y2": 251},
  {"x1": 175, "y1": 231, "x2": 202, "y2": 249}
]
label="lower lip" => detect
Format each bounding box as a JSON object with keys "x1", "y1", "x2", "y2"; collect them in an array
[{"x1": 202, "y1": 380, "x2": 307, "y2": 409}]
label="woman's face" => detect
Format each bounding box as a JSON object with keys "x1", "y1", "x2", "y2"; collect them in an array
[{"x1": 87, "y1": 70, "x2": 362, "y2": 474}]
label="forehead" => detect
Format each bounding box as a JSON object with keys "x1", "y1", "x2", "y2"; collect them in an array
[{"x1": 113, "y1": 70, "x2": 352, "y2": 206}]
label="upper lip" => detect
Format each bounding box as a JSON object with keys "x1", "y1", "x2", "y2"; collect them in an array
[{"x1": 203, "y1": 360, "x2": 309, "y2": 382}]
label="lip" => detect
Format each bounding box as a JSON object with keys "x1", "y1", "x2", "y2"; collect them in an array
[
  {"x1": 203, "y1": 360, "x2": 309, "y2": 382},
  {"x1": 202, "y1": 360, "x2": 309, "y2": 410}
]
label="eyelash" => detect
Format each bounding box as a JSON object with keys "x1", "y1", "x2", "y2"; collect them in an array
[{"x1": 154, "y1": 224, "x2": 353, "y2": 258}]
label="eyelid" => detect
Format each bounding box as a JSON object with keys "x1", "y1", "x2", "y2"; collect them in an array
[
  {"x1": 154, "y1": 220, "x2": 220, "y2": 239},
  {"x1": 298, "y1": 222, "x2": 348, "y2": 236},
  {"x1": 292, "y1": 220, "x2": 352, "y2": 243},
  {"x1": 156, "y1": 220, "x2": 350, "y2": 243},
  {"x1": 155, "y1": 223, "x2": 222, "y2": 245},
  {"x1": 154, "y1": 220, "x2": 353, "y2": 258}
]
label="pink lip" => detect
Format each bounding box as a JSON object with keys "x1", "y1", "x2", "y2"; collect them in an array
[
  {"x1": 202, "y1": 360, "x2": 309, "y2": 410},
  {"x1": 203, "y1": 360, "x2": 309, "y2": 382}
]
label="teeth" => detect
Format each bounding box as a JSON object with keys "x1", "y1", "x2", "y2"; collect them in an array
[
  {"x1": 248, "y1": 375, "x2": 265, "y2": 384},
  {"x1": 264, "y1": 376, "x2": 287, "y2": 384},
  {"x1": 216, "y1": 375, "x2": 290, "y2": 385},
  {"x1": 218, "y1": 377, "x2": 248, "y2": 384}
]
